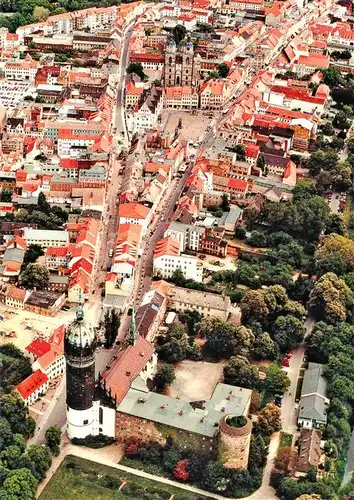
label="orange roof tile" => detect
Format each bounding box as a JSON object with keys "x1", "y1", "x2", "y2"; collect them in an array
[
  {"x1": 119, "y1": 202, "x2": 150, "y2": 220},
  {"x1": 16, "y1": 369, "x2": 48, "y2": 400},
  {"x1": 154, "y1": 236, "x2": 180, "y2": 259},
  {"x1": 103, "y1": 336, "x2": 155, "y2": 403},
  {"x1": 6, "y1": 285, "x2": 26, "y2": 301}
]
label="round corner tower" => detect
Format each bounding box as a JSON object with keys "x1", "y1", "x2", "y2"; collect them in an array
[
  {"x1": 64, "y1": 306, "x2": 96, "y2": 440},
  {"x1": 218, "y1": 414, "x2": 252, "y2": 470}
]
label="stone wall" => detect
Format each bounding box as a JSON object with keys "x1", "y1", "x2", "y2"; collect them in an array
[
  {"x1": 116, "y1": 412, "x2": 217, "y2": 459},
  {"x1": 116, "y1": 412, "x2": 165, "y2": 445},
  {"x1": 218, "y1": 415, "x2": 252, "y2": 469}
]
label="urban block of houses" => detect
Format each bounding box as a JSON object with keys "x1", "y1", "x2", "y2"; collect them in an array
[
  {"x1": 26, "y1": 324, "x2": 66, "y2": 380},
  {"x1": 298, "y1": 362, "x2": 329, "y2": 429}
]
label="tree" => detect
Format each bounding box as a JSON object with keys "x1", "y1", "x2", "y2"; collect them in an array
[
  {"x1": 37, "y1": 192, "x2": 50, "y2": 213},
  {"x1": 158, "y1": 337, "x2": 187, "y2": 364},
  {"x1": 172, "y1": 25, "x2": 187, "y2": 45},
  {"x1": 179, "y1": 309, "x2": 202, "y2": 336},
  {"x1": 223, "y1": 355, "x2": 259, "y2": 389},
  {"x1": 308, "y1": 272, "x2": 353, "y2": 324},
  {"x1": 322, "y1": 67, "x2": 343, "y2": 87},
  {"x1": 240, "y1": 290, "x2": 269, "y2": 323},
  {"x1": 45, "y1": 426, "x2": 61, "y2": 456},
  {"x1": 256, "y1": 403, "x2": 281, "y2": 435},
  {"x1": 24, "y1": 444, "x2": 51, "y2": 480},
  {"x1": 248, "y1": 231, "x2": 267, "y2": 247},
  {"x1": 308, "y1": 150, "x2": 338, "y2": 177},
  {"x1": 316, "y1": 234, "x2": 354, "y2": 276},
  {"x1": 154, "y1": 364, "x2": 175, "y2": 392},
  {"x1": 173, "y1": 459, "x2": 190, "y2": 481},
  {"x1": 252, "y1": 332, "x2": 276, "y2": 360},
  {"x1": 273, "y1": 446, "x2": 297, "y2": 478},
  {"x1": 23, "y1": 244, "x2": 44, "y2": 267},
  {"x1": 0, "y1": 444, "x2": 22, "y2": 469},
  {"x1": 257, "y1": 155, "x2": 265, "y2": 172},
  {"x1": 33, "y1": 6, "x2": 50, "y2": 22},
  {"x1": 221, "y1": 193, "x2": 230, "y2": 211},
  {"x1": 273, "y1": 315, "x2": 306, "y2": 352},
  {"x1": 218, "y1": 63, "x2": 230, "y2": 78},
  {"x1": 322, "y1": 122, "x2": 335, "y2": 136},
  {"x1": 264, "y1": 363, "x2": 290, "y2": 394},
  {"x1": 126, "y1": 62, "x2": 146, "y2": 81},
  {"x1": 103, "y1": 309, "x2": 120, "y2": 348},
  {"x1": 0, "y1": 418, "x2": 13, "y2": 452},
  {"x1": 1, "y1": 468, "x2": 37, "y2": 500},
  {"x1": 232, "y1": 144, "x2": 246, "y2": 161},
  {"x1": 49, "y1": 7, "x2": 67, "y2": 16},
  {"x1": 201, "y1": 318, "x2": 254, "y2": 358},
  {"x1": 0, "y1": 394, "x2": 34, "y2": 437},
  {"x1": 19, "y1": 263, "x2": 49, "y2": 290},
  {"x1": 202, "y1": 461, "x2": 228, "y2": 493}
]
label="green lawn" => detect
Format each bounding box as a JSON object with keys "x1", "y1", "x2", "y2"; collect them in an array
[
  {"x1": 344, "y1": 195, "x2": 354, "y2": 241},
  {"x1": 39, "y1": 455, "x2": 210, "y2": 500},
  {"x1": 279, "y1": 432, "x2": 293, "y2": 448}
]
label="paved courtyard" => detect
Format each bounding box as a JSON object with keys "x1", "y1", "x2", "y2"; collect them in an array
[
  {"x1": 168, "y1": 360, "x2": 225, "y2": 401},
  {"x1": 0, "y1": 301, "x2": 101, "y2": 351},
  {"x1": 162, "y1": 110, "x2": 213, "y2": 142}
]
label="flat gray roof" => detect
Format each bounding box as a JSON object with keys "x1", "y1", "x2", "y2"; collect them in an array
[{"x1": 117, "y1": 382, "x2": 251, "y2": 437}]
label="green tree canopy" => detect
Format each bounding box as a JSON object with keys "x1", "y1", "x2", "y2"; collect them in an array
[
  {"x1": 201, "y1": 318, "x2": 254, "y2": 358},
  {"x1": 19, "y1": 263, "x2": 49, "y2": 290},
  {"x1": 308, "y1": 272, "x2": 353, "y2": 324},
  {"x1": 264, "y1": 363, "x2": 290, "y2": 394},
  {"x1": 223, "y1": 355, "x2": 259, "y2": 389},
  {"x1": 316, "y1": 234, "x2": 354, "y2": 276}
]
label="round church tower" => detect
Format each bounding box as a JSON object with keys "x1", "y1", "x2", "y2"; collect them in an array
[
  {"x1": 64, "y1": 306, "x2": 96, "y2": 440},
  {"x1": 218, "y1": 414, "x2": 252, "y2": 469}
]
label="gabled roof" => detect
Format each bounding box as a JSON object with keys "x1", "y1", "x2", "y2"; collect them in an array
[
  {"x1": 6, "y1": 285, "x2": 26, "y2": 302},
  {"x1": 16, "y1": 369, "x2": 48, "y2": 400},
  {"x1": 103, "y1": 335, "x2": 155, "y2": 403},
  {"x1": 26, "y1": 338, "x2": 51, "y2": 358},
  {"x1": 154, "y1": 236, "x2": 180, "y2": 259},
  {"x1": 119, "y1": 202, "x2": 150, "y2": 220}
]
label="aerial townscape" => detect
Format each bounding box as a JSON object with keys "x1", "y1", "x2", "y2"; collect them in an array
[{"x1": 2, "y1": 0, "x2": 354, "y2": 499}]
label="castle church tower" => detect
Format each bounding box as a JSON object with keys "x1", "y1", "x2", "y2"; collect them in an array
[
  {"x1": 164, "y1": 36, "x2": 177, "y2": 87},
  {"x1": 65, "y1": 306, "x2": 96, "y2": 439}
]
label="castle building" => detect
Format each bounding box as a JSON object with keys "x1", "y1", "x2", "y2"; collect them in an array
[
  {"x1": 163, "y1": 38, "x2": 201, "y2": 87},
  {"x1": 65, "y1": 309, "x2": 252, "y2": 469},
  {"x1": 64, "y1": 306, "x2": 115, "y2": 440}
]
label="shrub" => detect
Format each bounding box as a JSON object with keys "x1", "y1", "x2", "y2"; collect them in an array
[{"x1": 71, "y1": 435, "x2": 114, "y2": 448}]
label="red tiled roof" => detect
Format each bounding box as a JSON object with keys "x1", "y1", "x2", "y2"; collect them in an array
[
  {"x1": 154, "y1": 236, "x2": 180, "y2": 259},
  {"x1": 26, "y1": 338, "x2": 51, "y2": 358},
  {"x1": 103, "y1": 336, "x2": 155, "y2": 403},
  {"x1": 119, "y1": 202, "x2": 150, "y2": 220},
  {"x1": 228, "y1": 178, "x2": 248, "y2": 190},
  {"x1": 6, "y1": 285, "x2": 26, "y2": 302},
  {"x1": 16, "y1": 369, "x2": 48, "y2": 400},
  {"x1": 45, "y1": 246, "x2": 69, "y2": 257},
  {"x1": 60, "y1": 158, "x2": 78, "y2": 169}
]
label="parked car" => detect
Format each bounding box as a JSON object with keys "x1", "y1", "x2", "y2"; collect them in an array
[{"x1": 274, "y1": 394, "x2": 283, "y2": 407}]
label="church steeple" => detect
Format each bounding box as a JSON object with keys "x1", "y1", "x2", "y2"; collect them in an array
[{"x1": 64, "y1": 301, "x2": 96, "y2": 439}]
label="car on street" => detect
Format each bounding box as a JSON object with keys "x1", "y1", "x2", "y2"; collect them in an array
[{"x1": 274, "y1": 394, "x2": 283, "y2": 407}]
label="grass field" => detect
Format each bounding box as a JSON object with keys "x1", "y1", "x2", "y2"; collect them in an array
[
  {"x1": 344, "y1": 195, "x2": 354, "y2": 241},
  {"x1": 39, "y1": 455, "x2": 210, "y2": 500},
  {"x1": 279, "y1": 432, "x2": 293, "y2": 448}
]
